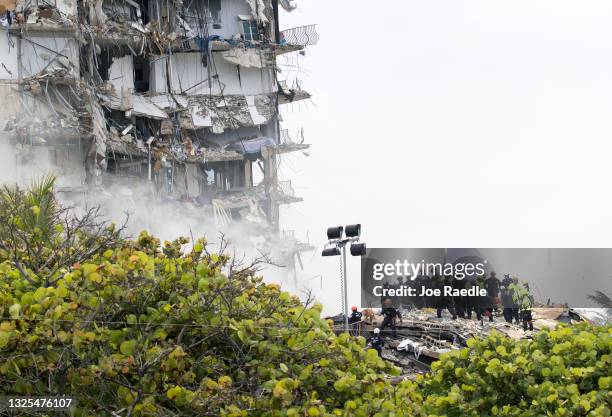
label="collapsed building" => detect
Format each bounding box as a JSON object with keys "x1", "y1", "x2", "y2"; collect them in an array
[
  {"x1": 0, "y1": 0, "x2": 317, "y2": 273},
  {"x1": 329, "y1": 308, "x2": 594, "y2": 377}
]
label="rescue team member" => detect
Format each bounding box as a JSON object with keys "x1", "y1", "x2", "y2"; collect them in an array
[
  {"x1": 348, "y1": 306, "x2": 362, "y2": 324},
  {"x1": 501, "y1": 274, "x2": 513, "y2": 289},
  {"x1": 435, "y1": 274, "x2": 457, "y2": 319},
  {"x1": 368, "y1": 328, "x2": 384, "y2": 356},
  {"x1": 465, "y1": 275, "x2": 483, "y2": 320},
  {"x1": 510, "y1": 280, "x2": 534, "y2": 331},
  {"x1": 348, "y1": 306, "x2": 363, "y2": 336},
  {"x1": 485, "y1": 271, "x2": 501, "y2": 316},
  {"x1": 501, "y1": 280, "x2": 520, "y2": 324},
  {"x1": 380, "y1": 298, "x2": 402, "y2": 337}
]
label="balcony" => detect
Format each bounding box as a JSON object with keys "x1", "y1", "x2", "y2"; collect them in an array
[
  {"x1": 274, "y1": 129, "x2": 310, "y2": 155},
  {"x1": 280, "y1": 24, "x2": 319, "y2": 47},
  {"x1": 279, "y1": 229, "x2": 315, "y2": 253},
  {"x1": 276, "y1": 179, "x2": 302, "y2": 204},
  {"x1": 278, "y1": 80, "x2": 311, "y2": 104}
]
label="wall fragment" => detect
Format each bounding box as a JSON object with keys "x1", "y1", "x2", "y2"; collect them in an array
[
  {"x1": 221, "y1": 47, "x2": 266, "y2": 68},
  {"x1": 244, "y1": 0, "x2": 269, "y2": 25},
  {"x1": 108, "y1": 55, "x2": 134, "y2": 94}
]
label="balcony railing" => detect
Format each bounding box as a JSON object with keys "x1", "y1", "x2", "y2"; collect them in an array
[
  {"x1": 281, "y1": 229, "x2": 296, "y2": 241},
  {"x1": 280, "y1": 24, "x2": 319, "y2": 46},
  {"x1": 278, "y1": 180, "x2": 296, "y2": 197},
  {"x1": 280, "y1": 128, "x2": 306, "y2": 145}
]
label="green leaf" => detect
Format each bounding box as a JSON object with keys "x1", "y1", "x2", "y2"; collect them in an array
[
  {"x1": 9, "y1": 304, "x2": 21, "y2": 319},
  {"x1": 580, "y1": 399, "x2": 591, "y2": 412},
  {"x1": 56, "y1": 285, "x2": 69, "y2": 298},
  {"x1": 33, "y1": 287, "x2": 46, "y2": 302},
  {"x1": 166, "y1": 386, "x2": 182, "y2": 400},
  {"x1": 120, "y1": 340, "x2": 136, "y2": 356},
  {"x1": 0, "y1": 331, "x2": 10, "y2": 348},
  {"x1": 198, "y1": 278, "x2": 209, "y2": 291}
]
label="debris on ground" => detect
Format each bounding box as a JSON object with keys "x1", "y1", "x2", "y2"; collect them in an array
[{"x1": 327, "y1": 306, "x2": 594, "y2": 378}]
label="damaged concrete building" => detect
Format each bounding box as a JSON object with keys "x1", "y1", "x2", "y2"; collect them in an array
[{"x1": 0, "y1": 0, "x2": 317, "y2": 271}]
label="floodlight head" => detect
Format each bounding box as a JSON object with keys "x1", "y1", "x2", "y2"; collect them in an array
[
  {"x1": 345, "y1": 224, "x2": 361, "y2": 238},
  {"x1": 327, "y1": 226, "x2": 344, "y2": 240},
  {"x1": 350, "y1": 242, "x2": 367, "y2": 256},
  {"x1": 321, "y1": 246, "x2": 341, "y2": 257}
]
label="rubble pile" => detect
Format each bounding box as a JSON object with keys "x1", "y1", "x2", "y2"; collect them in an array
[
  {"x1": 330, "y1": 306, "x2": 592, "y2": 377},
  {"x1": 3, "y1": 113, "x2": 81, "y2": 144}
]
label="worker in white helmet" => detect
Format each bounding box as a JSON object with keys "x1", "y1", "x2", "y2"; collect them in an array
[{"x1": 368, "y1": 328, "x2": 384, "y2": 356}]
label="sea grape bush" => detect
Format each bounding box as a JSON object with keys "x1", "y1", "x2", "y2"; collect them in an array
[
  {"x1": 416, "y1": 324, "x2": 611, "y2": 417},
  {"x1": 0, "y1": 229, "x2": 413, "y2": 416},
  {"x1": 0, "y1": 181, "x2": 610, "y2": 416}
]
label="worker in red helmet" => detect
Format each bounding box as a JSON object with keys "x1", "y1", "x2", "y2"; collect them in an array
[
  {"x1": 348, "y1": 306, "x2": 363, "y2": 336},
  {"x1": 348, "y1": 306, "x2": 362, "y2": 324}
]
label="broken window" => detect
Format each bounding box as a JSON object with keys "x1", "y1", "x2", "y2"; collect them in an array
[
  {"x1": 199, "y1": 160, "x2": 249, "y2": 195},
  {"x1": 137, "y1": 0, "x2": 150, "y2": 24},
  {"x1": 241, "y1": 20, "x2": 261, "y2": 41},
  {"x1": 97, "y1": 48, "x2": 112, "y2": 81},
  {"x1": 133, "y1": 55, "x2": 149, "y2": 92},
  {"x1": 205, "y1": 0, "x2": 221, "y2": 23},
  {"x1": 204, "y1": 168, "x2": 215, "y2": 185}
]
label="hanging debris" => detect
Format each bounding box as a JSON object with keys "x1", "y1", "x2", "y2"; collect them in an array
[
  {"x1": 245, "y1": 0, "x2": 269, "y2": 25},
  {"x1": 279, "y1": 0, "x2": 297, "y2": 12}
]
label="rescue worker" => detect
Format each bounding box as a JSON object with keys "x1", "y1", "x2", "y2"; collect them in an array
[
  {"x1": 510, "y1": 277, "x2": 521, "y2": 324},
  {"x1": 467, "y1": 275, "x2": 486, "y2": 321},
  {"x1": 501, "y1": 274, "x2": 513, "y2": 289},
  {"x1": 348, "y1": 306, "x2": 363, "y2": 324},
  {"x1": 453, "y1": 275, "x2": 468, "y2": 319},
  {"x1": 348, "y1": 306, "x2": 363, "y2": 336},
  {"x1": 380, "y1": 280, "x2": 393, "y2": 306},
  {"x1": 435, "y1": 274, "x2": 457, "y2": 319},
  {"x1": 510, "y1": 280, "x2": 534, "y2": 331},
  {"x1": 380, "y1": 298, "x2": 402, "y2": 337},
  {"x1": 414, "y1": 273, "x2": 428, "y2": 308},
  {"x1": 396, "y1": 276, "x2": 408, "y2": 308},
  {"x1": 484, "y1": 271, "x2": 501, "y2": 320},
  {"x1": 368, "y1": 328, "x2": 385, "y2": 356},
  {"x1": 501, "y1": 278, "x2": 520, "y2": 324},
  {"x1": 501, "y1": 285, "x2": 515, "y2": 323}
]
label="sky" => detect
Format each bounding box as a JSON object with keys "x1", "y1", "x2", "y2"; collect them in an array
[{"x1": 274, "y1": 0, "x2": 612, "y2": 313}]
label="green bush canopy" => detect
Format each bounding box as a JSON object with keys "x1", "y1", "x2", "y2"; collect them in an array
[{"x1": 0, "y1": 179, "x2": 610, "y2": 417}]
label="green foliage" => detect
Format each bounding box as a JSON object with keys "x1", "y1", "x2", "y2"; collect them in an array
[
  {"x1": 0, "y1": 224, "x2": 409, "y2": 416},
  {"x1": 0, "y1": 176, "x2": 123, "y2": 287},
  {"x1": 0, "y1": 182, "x2": 610, "y2": 416},
  {"x1": 418, "y1": 325, "x2": 612, "y2": 417}
]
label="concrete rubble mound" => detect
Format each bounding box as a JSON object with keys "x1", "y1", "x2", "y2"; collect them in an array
[{"x1": 329, "y1": 306, "x2": 594, "y2": 377}]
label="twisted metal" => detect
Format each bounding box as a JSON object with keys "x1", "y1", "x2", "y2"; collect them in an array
[
  {"x1": 280, "y1": 24, "x2": 319, "y2": 46},
  {"x1": 280, "y1": 128, "x2": 305, "y2": 144},
  {"x1": 280, "y1": 128, "x2": 292, "y2": 144},
  {"x1": 278, "y1": 180, "x2": 295, "y2": 197},
  {"x1": 281, "y1": 229, "x2": 296, "y2": 240}
]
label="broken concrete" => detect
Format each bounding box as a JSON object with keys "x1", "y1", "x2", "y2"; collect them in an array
[
  {"x1": 330, "y1": 306, "x2": 595, "y2": 376},
  {"x1": 245, "y1": 0, "x2": 269, "y2": 25},
  {"x1": 222, "y1": 47, "x2": 269, "y2": 68}
]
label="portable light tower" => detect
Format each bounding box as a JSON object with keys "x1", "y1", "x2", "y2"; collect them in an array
[{"x1": 322, "y1": 224, "x2": 367, "y2": 333}]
